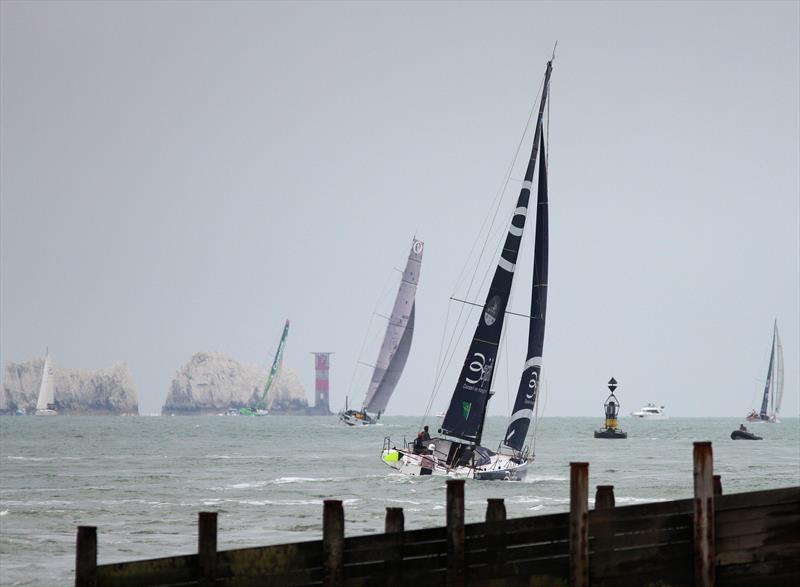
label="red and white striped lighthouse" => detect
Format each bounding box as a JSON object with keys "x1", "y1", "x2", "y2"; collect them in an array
[{"x1": 311, "y1": 352, "x2": 332, "y2": 415}]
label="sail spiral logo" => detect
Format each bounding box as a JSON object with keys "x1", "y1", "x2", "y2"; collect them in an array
[{"x1": 413, "y1": 240, "x2": 424, "y2": 255}]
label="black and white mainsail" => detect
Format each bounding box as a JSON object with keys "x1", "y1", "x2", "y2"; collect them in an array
[
  {"x1": 503, "y1": 130, "x2": 549, "y2": 452},
  {"x1": 361, "y1": 238, "x2": 424, "y2": 415},
  {"x1": 440, "y1": 60, "x2": 553, "y2": 448}
]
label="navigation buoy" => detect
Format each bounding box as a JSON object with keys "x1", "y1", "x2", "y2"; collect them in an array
[{"x1": 594, "y1": 377, "x2": 628, "y2": 439}]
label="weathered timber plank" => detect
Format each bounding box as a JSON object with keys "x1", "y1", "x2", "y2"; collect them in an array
[
  {"x1": 344, "y1": 544, "x2": 446, "y2": 567},
  {"x1": 715, "y1": 486, "x2": 800, "y2": 511},
  {"x1": 590, "y1": 541, "x2": 692, "y2": 576},
  {"x1": 591, "y1": 566, "x2": 691, "y2": 587},
  {"x1": 463, "y1": 538, "x2": 569, "y2": 568},
  {"x1": 717, "y1": 525, "x2": 800, "y2": 554},
  {"x1": 465, "y1": 523, "x2": 569, "y2": 549},
  {"x1": 717, "y1": 556, "x2": 800, "y2": 587},
  {"x1": 716, "y1": 513, "x2": 800, "y2": 544},
  {"x1": 343, "y1": 568, "x2": 446, "y2": 587},
  {"x1": 464, "y1": 512, "x2": 569, "y2": 537},
  {"x1": 216, "y1": 541, "x2": 323, "y2": 576},
  {"x1": 224, "y1": 567, "x2": 323, "y2": 587},
  {"x1": 344, "y1": 556, "x2": 448, "y2": 581},
  {"x1": 344, "y1": 527, "x2": 445, "y2": 552},
  {"x1": 465, "y1": 555, "x2": 569, "y2": 583},
  {"x1": 589, "y1": 497, "x2": 693, "y2": 523},
  {"x1": 464, "y1": 526, "x2": 569, "y2": 555},
  {"x1": 591, "y1": 526, "x2": 693, "y2": 552},
  {"x1": 716, "y1": 500, "x2": 799, "y2": 524},
  {"x1": 716, "y1": 540, "x2": 800, "y2": 565},
  {"x1": 590, "y1": 511, "x2": 692, "y2": 536},
  {"x1": 95, "y1": 554, "x2": 197, "y2": 587}
]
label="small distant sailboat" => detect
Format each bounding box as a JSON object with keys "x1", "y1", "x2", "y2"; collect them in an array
[
  {"x1": 339, "y1": 238, "x2": 424, "y2": 426},
  {"x1": 35, "y1": 349, "x2": 57, "y2": 416},
  {"x1": 746, "y1": 320, "x2": 783, "y2": 423},
  {"x1": 239, "y1": 319, "x2": 290, "y2": 416}
]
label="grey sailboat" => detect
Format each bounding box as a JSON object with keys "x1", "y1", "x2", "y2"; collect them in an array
[{"x1": 339, "y1": 238, "x2": 424, "y2": 426}]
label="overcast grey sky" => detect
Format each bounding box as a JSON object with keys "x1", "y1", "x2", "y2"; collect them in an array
[{"x1": 1, "y1": 1, "x2": 798, "y2": 418}]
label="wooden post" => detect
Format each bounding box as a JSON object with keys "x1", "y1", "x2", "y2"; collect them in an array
[
  {"x1": 197, "y1": 512, "x2": 217, "y2": 586},
  {"x1": 693, "y1": 442, "x2": 715, "y2": 587},
  {"x1": 595, "y1": 485, "x2": 615, "y2": 510},
  {"x1": 385, "y1": 507, "x2": 405, "y2": 533},
  {"x1": 446, "y1": 479, "x2": 465, "y2": 587},
  {"x1": 713, "y1": 474, "x2": 722, "y2": 496},
  {"x1": 75, "y1": 526, "x2": 97, "y2": 587},
  {"x1": 323, "y1": 500, "x2": 344, "y2": 587},
  {"x1": 385, "y1": 507, "x2": 405, "y2": 587},
  {"x1": 485, "y1": 498, "x2": 506, "y2": 522},
  {"x1": 569, "y1": 462, "x2": 589, "y2": 587},
  {"x1": 485, "y1": 497, "x2": 507, "y2": 570}
]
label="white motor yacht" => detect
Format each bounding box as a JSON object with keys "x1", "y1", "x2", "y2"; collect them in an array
[{"x1": 630, "y1": 403, "x2": 668, "y2": 419}]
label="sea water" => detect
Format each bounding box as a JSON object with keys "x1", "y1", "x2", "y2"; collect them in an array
[{"x1": 1, "y1": 415, "x2": 798, "y2": 586}]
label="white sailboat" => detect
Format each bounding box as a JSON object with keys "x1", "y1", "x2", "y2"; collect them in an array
[
  {"x1": 746, "y1": 321, "x2": 783, "y2": 423},
  {"x1": 35, "y1": 349, "x2": 57, "y2": 416},
  {"x1": 339, "y1": 238, "x2": 424, "y2": 426}
]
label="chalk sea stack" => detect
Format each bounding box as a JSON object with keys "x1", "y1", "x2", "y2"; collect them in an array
[
  {"x1": 162, "y1": 352, "x2": 308, "y2": 415},
  {"x1": 2, "y1": 357, "x2": 139, "y2": 415}
]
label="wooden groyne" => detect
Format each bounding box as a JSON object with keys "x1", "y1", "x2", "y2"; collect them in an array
[{"x1": 75, "y1": 442, "x2": 799, "y2": 586}]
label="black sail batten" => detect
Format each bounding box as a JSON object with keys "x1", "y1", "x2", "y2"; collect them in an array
[
  {"x1": 440, "y1": 60, "x2": 553, "y2": 450},
  {"x1": 503, "y1": 130, "x2": 549, "y2": 452}
]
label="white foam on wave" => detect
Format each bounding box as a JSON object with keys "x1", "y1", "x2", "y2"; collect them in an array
[
  {"x1": 523, "y1": 474, "x2": 568, "y2": 483},
  {"x1": 272, "y1": 477, "x2": 332, "y2": 485},
  {"x1": 615, "y1": 496, "x2": 666, "y2": 505},
  {"x1": 0, "y1": 510, "x2": 8, "y2": 516},
  {"x1": 387, "y1": 498, "x2": 421, "y2": 505},
  {"x1": 229, "y1": 481, "x2": 269, "y2": 489},
  {"x1": 204, "y1": 455, "x2": 273, "y2": 460}
]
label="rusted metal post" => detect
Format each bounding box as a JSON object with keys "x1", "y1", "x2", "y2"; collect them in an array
[
  {"x1": 595, "y1": 485, "x2": 615, "y2": 510},
  {"x1": 385, "y1": 507, "x2": 405, "y2": 533},
  {"x1": 198, "y1": 512, "x2": 217, "y2": 586},
  {"x1": 693, "y1": 442, "x2": 715, "y2": 587},
  {"x1": 75, "y1": 526, "x2": 97, "y2": 587},
  {"x1": 323, "y1": 500, "x2": 344, "y2": 587},
  {"x1": 713, "y1": 474, "x2": 722, "y2": 496},
  {"x1": 446, "y1": 479, "x2": 465, "y2": 587},
  {"x1": 569, "y1": 462, "x2": 589, "y2": 587},
  {"x1": 485, "y1": 498, "x2": 506, "y2": 522}
]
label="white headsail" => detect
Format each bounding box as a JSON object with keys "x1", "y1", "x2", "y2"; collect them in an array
[
  {"x1": 773, "y1": 325, "x2": 784, "y2": 419},
  {"x1": 36, "y1": 350, "x2": 54, "y2": 411}
]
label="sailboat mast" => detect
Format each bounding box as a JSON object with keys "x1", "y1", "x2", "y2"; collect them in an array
[
  {"x1": 440, "y1": 60, "x2": 554, "y2": 449},
  {"x1": 261, "y1": 319, "x2": 290, "y2": 406}
]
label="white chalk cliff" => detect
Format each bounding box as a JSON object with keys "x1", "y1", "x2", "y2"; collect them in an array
[
  {"x1": 2, "y1": 357, "x2": 139, "y2": 415},
  {"x1": 162, "y1": 352, "x2": 308, "y2": 414}
]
